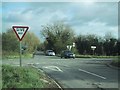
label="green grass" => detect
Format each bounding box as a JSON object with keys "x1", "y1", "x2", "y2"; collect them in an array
[
  {"x1": 2, "y1": 54, "x2": 33, "y2": 59},
  {"x1": 111, "y1": 58, "x2": 120, "y2": 67},
  {"x1": 2, "y1": 51, "x2": 33, "y2": 59},
  {"x1": 2, "y1": 65, "x2": 58, "y2": 88},
  {"x1": 75, "y1": 55, "x2": 118, "y2": 58},
  {"x1": 75, "y1": 55, "x2": 92, "y2": 58}
]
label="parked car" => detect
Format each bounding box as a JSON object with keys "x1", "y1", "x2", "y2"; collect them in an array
[
  {"x1": 45, "y1": 50, "x2": 55, "y2": 56},
  {"x1": 61, "y1": 50, "x2": 75, "y2": 59}
]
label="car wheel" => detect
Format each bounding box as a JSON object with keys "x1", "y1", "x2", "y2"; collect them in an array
[{"x1": 65, "y1": 57, "x2": 67, "y2": 58}]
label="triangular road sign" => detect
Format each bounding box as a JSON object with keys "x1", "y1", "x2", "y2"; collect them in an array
[{"x1": 12, "y1": 26, "x2": 29, "y2": 41}]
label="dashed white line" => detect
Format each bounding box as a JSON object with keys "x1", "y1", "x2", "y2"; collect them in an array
[{"x1": 78, "y1": 68, "x2": 106, "y2": 80}]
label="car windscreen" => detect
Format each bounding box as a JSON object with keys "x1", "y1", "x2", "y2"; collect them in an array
[
  {"x1": 48, "y1": 50, "x2": 54, "y2": 52},
  {"x1": 65, "y1": 51, "x2": 72, "y2": 53}
]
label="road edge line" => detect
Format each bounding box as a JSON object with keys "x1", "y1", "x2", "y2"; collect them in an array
[
  {"x1": 106, "y1": 63, "x2": 120, "y2": 70},
  {"x1": 31, "y1": 65, "x2": 63, "y2": 90}
]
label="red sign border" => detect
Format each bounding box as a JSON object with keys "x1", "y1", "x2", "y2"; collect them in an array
[{"x1": 12, "y1": 26, "x2": 29, "y2": 41}]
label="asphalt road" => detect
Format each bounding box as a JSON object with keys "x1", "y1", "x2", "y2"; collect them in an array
[
  {"x1": 2, "y1": 52, "x2": 119, "y2": 89},
  {"x1": 32, "y1": 54, "x2": 119, "y2": 89}
]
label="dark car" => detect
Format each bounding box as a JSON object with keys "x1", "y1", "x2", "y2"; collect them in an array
[{"x1": 61, "y1": 50, "x2": 75, "y2": 59}]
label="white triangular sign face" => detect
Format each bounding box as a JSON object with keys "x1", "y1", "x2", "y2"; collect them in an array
[
  {"x1": 12, "y1": 26, "x2": 29, "y2": 41},
  {"x1": 15, "y1": 28, "x2": 27, "y2": 39}
]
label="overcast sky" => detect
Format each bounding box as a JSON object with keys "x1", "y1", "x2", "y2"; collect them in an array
[{"x1": 1, "y1": 1, "x2": 118, "y2": 41}]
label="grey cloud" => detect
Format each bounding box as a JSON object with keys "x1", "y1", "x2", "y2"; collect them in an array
[
  {"x1": 4, "y1": 2, "x2": 118, "y2": 26},
  {"x1": 3, "y1": 14, "x2": 22, "y2": 23},
  {"x1": 69, "y1": 2, "x2": 118, "y2": 26},
  {"x1": 2, "y1": 2, "x2": 118, "y2": 38},
  {"x1": 3, "y1": 0, "x2": 120, "y2": 2},
  {"x1": 72, "y1": 20, "x2": 118, "y2": 38}
]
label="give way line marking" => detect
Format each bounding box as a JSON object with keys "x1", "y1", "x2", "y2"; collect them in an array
[
  {"x1": 43, "y1": 66, "x2": 63, "y2": 72},
  {"x1": 78, "y1": 68, "x2": 106, "y2": 80}
]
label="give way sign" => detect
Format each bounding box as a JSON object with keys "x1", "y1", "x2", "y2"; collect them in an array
[{"x1": 12, "y1": 26, "x2": 29, "y2": 41}]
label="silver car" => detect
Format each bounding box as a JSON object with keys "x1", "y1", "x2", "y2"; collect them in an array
[{"x1": 45, "y1": 50, "x2": 55, "y2": 56}]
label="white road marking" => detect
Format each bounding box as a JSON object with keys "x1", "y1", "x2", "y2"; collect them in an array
[
  {"x1": 43, "y1": 66, "x2": 63, "y2": 72},
  {"x1": 78, "y1": 68, "x2": 106, "y2": 80},
  {"x1": 35, "y1": 63, "x2": 39, "y2": 64},
  {"x1": 32, "y1": 65, "x2": 62, "y2": 89},
  {"x1": 27, "y1": 63, "x2": 34, "y2": 65}
]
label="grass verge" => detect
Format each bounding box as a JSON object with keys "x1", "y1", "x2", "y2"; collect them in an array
[
  {"x1": 2, "y1": 65, "x2": 59, "y2": 88},
  {"x1": 75, "y1": 55, "x2": 118, "y2": 58},
  {"x1": 2, "y1": 54, "x2": 33, "y2": 59},
  {"x1": 110, "y1": 58, "x2": 120, "y2": 67},
  {"x1": 75, "y1": 55, "x2": 92, "y2": 58}
]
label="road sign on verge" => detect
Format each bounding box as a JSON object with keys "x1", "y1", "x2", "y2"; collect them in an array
[
  {"x1": 12, "y1": 26, "x2": 29, "y2": 41},
  {"x1": 12, "y1": 26, "x2": 29, "y2": 67}
]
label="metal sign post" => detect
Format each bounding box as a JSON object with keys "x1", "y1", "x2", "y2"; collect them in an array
[
  {"x1": 12, "y1": 26, "x2": 29, "y2": 67},
  {"x1": 20, "y1": 41, "x2": 22, "y2": 66},
  {"x1": 91, "y1": 46, "x2": 96, "y2": 55}
]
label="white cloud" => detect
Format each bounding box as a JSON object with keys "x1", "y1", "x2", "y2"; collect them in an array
[
  {"x1": 0, "y1": 2, "x2": 2, "y2": 33},
  {"x1": 3, "y1": 6, "x2": 69, "y2": 41},
  {"x1": 73, "y1": 20, "x2": 118, "y2": 38},
  {"x1": 2, "y1": 0, "x2": 120, "y2": 2},
  {"x1": 2, "y1": 2, "x2": 118, "y2": 40}
]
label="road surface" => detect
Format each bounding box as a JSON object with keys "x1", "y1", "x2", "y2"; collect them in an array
[{"x1": 2, "y1": 52, "x2": 119, "y2": 89}]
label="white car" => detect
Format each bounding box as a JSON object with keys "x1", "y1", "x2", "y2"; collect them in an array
[{"x1": 46, "y1": 50, "x2": 55, "y2": 56}]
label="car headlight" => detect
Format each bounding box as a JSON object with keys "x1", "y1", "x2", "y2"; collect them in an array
[{"x1": 73, "y1": 54, "x2": 75, "y2": 57}]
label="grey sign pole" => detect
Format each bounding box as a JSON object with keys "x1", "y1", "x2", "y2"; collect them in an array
[
  {"x1": 20, "y1": 41, "x2": 22, "y2": 67},
  {"x1": 12, "y1": 26, "x2": 29, "y2": 67}
]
